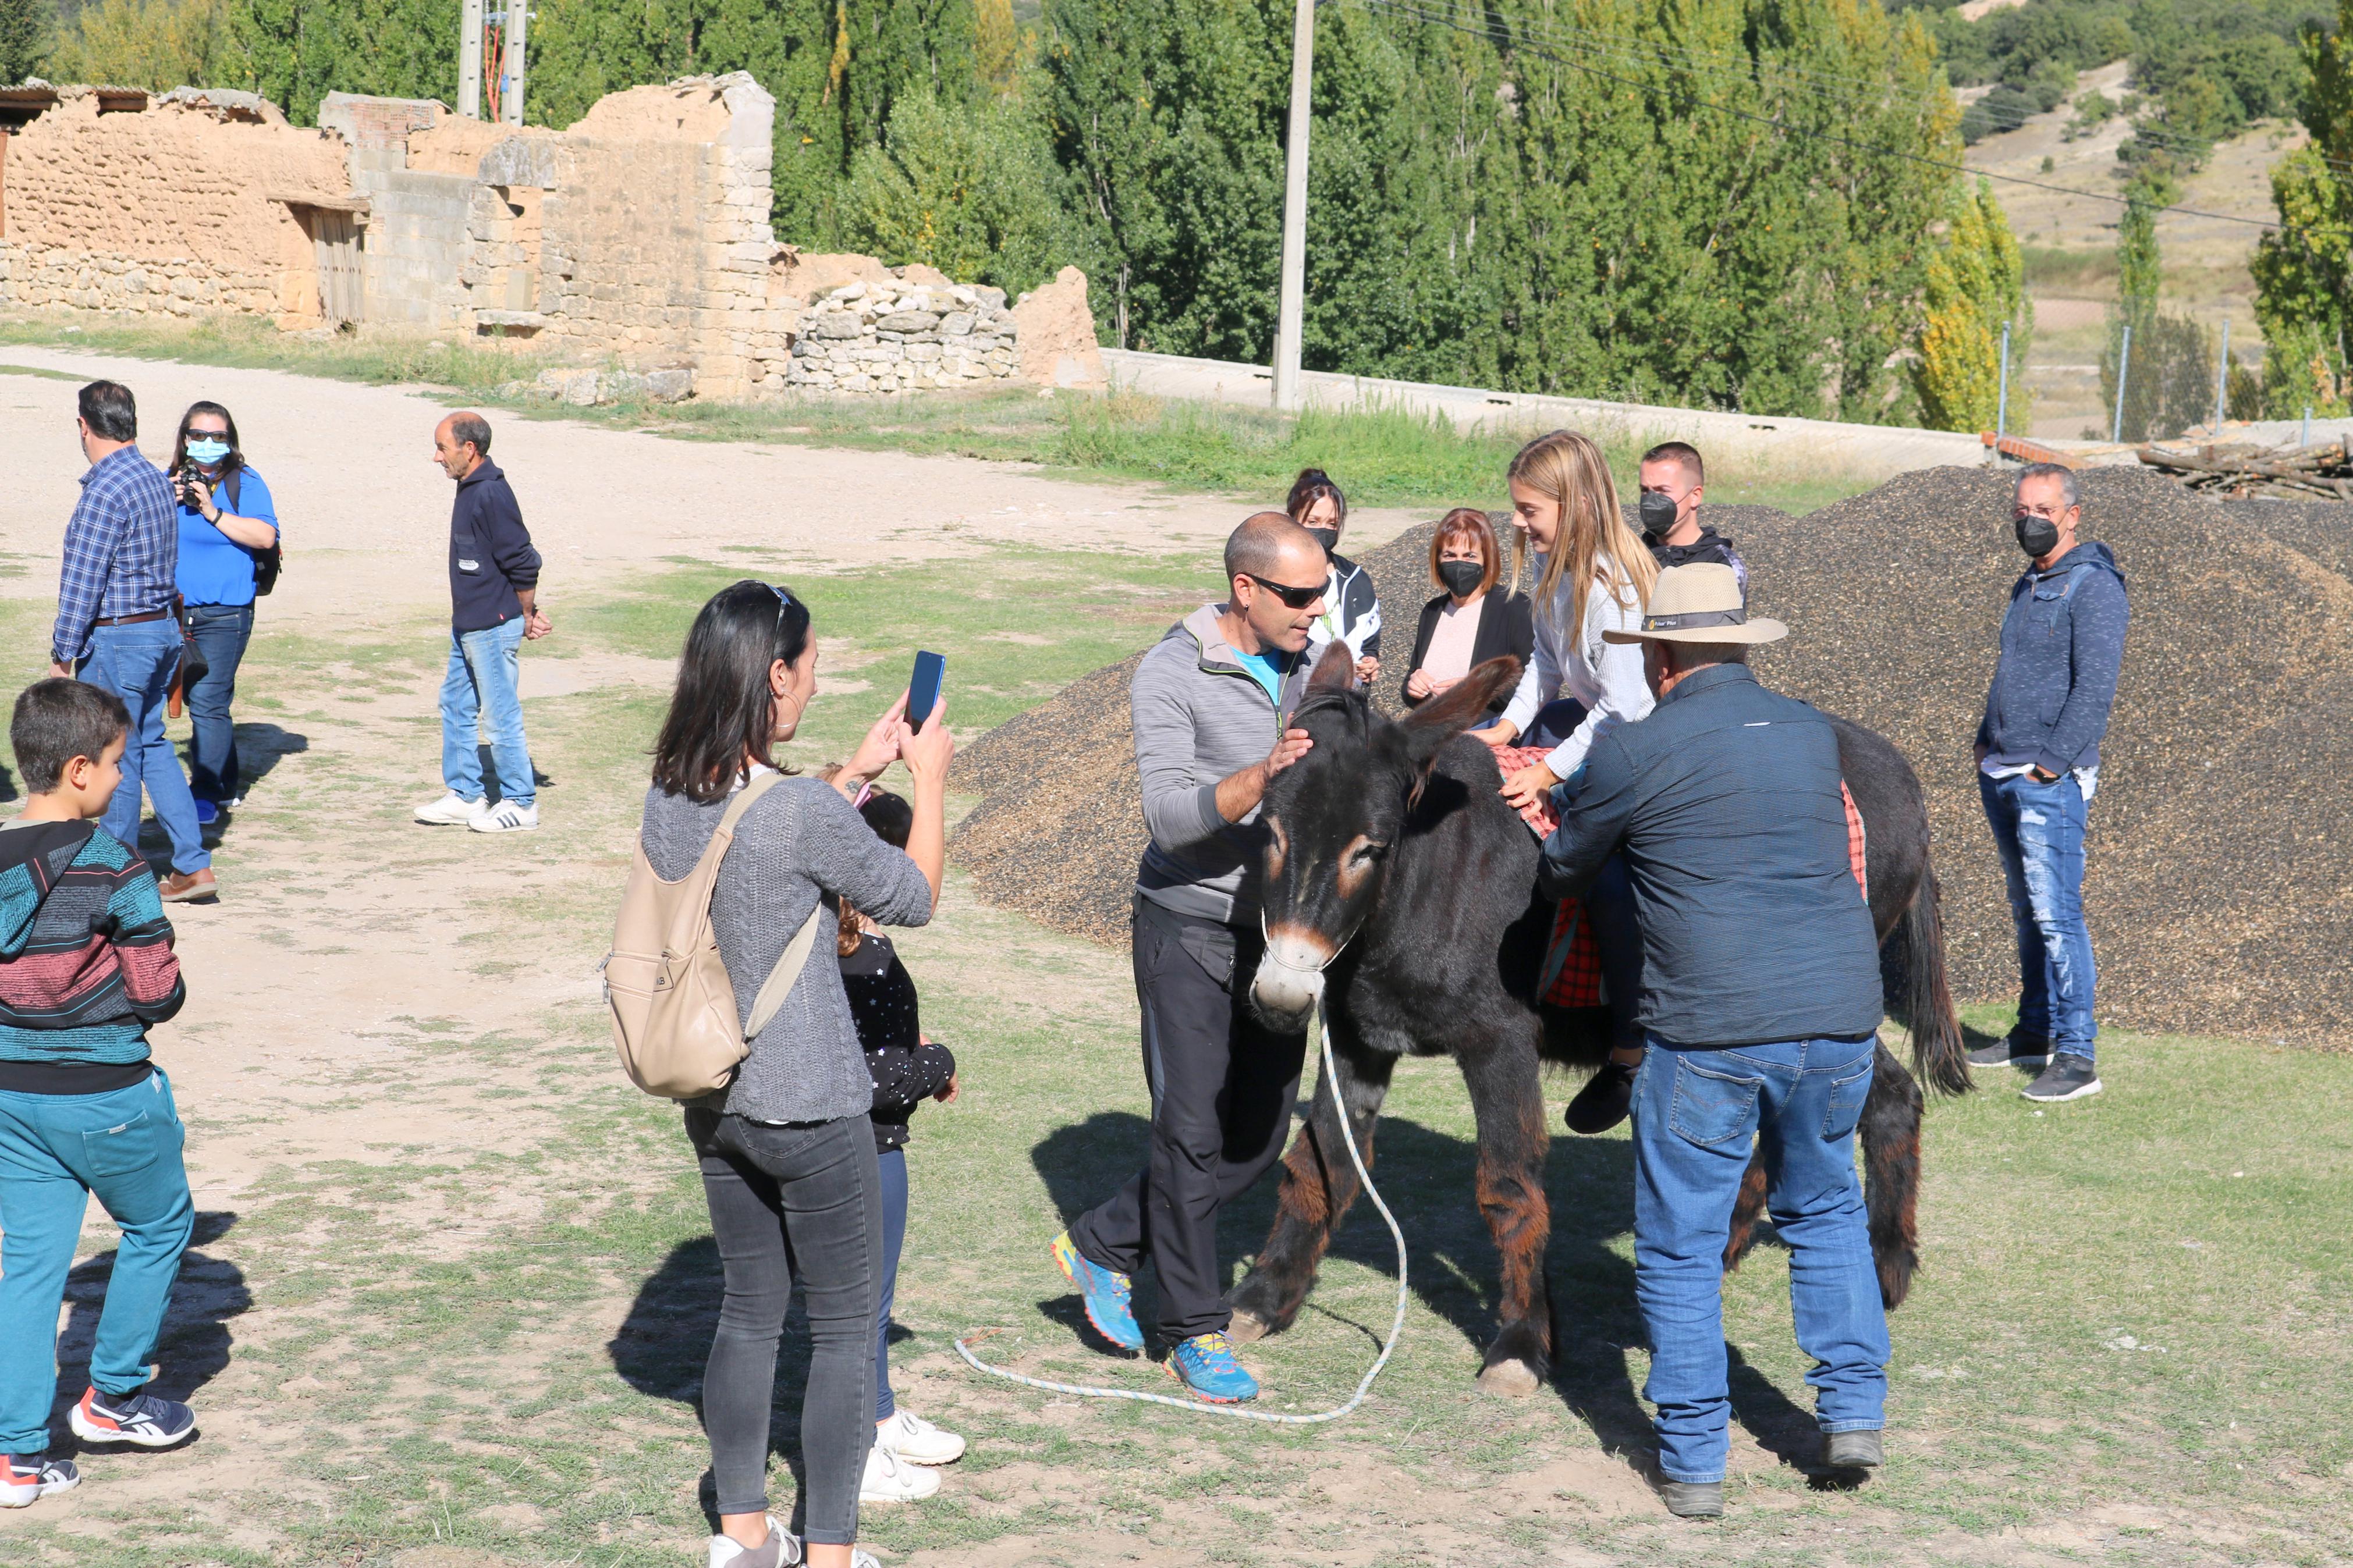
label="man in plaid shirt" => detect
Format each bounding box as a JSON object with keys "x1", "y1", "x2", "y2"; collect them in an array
[{"x1": 48, "y1": 381, "x2": 214, "y2": 903}]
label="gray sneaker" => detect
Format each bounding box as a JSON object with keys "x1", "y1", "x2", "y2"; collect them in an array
[
  {"x1": 2022, "y1": 1054, "x2": 2102, "y2": 1103},
  {"x1": 707, "y1": 1518, "x2": 801, "y2": 1568},
  {"x1": 1826, "y1": 1428, "x2": 1883, "y2": 1467},
  {"x1": 1660, "y1": 1479, "x2": 1723, "y2": 1518},
  {"x1": 1968, "y1": 1033, "x2": 2050, "y2": 1070}
]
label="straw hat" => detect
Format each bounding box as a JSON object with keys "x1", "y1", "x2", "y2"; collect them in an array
[{"x1": 1600, "y1": 562, "x2": 1787, "y2": 645}]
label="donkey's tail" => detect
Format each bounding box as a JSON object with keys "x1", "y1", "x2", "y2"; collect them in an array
[
  {"x1": 1862, "y1": 1053, "x2": 1925, "y2": 1310},
  {"x1": 1903, "y1": 865, "x2": 1971, "y2": 1097}
]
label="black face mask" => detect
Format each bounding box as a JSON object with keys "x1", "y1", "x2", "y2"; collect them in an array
[
  {"x1": 2014, "y1": 513, "x2": 2061, "y2": 559},
  {"x1": 1638, "y1": 491, "x2": 1679, "y2": 542},
  {"x1": 1438, "y1": 559, "x2": 1485, "y2": 598},
  {"x1": 1305, "y1": 526, "x2": 1341, "y2": 554}
]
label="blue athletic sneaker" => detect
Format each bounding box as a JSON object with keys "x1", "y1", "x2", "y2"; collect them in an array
[
  {"x1": 0, "y1": 1452, "x2": 79, "y2": 1507},
  {"x1": 71, "y1": 1385, "x2": 196, "y2": 1448},
  {"x1": 1167, "y1": 1331, "x2": 1258, "y2": 1403},
  {"x1": 1050, "y1": 1231, "x2": 1142, "y2": 1351},
  {"x1": 193, "y1": 799, "x2": 220, "y2": 827}
]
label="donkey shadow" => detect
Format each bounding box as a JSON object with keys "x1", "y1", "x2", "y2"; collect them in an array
[
  {"x1": 1031, "y1": 1106, "x2": 1827, "y2": 1482},
  {"x1": 612, "y1": 1236, "x2": 837, "y2": 1536},
  {"x1": 49, "y1": 1210, "x2": 250, "y2": 1452}
]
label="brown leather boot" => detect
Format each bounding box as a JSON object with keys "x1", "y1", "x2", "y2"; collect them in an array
[{"x1": 158, "y1": 869, "x2": 218, "y2": 904}]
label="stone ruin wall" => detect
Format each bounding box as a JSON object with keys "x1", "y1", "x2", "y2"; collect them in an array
[
  {"x1": 0, "y1": 90, "x2": 350, "y2": 321},
  {"x1": 0, "y1": 76, "x2": 1103, "y2": 401}
]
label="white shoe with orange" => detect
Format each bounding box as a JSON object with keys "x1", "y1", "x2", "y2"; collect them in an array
[{"x1": 0, "y1": 1452, "x2": 79, "y2": 1507}]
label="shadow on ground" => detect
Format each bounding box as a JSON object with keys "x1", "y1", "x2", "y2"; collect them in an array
[{"x1": 49, "y1": 1209, "x2": 250, "y2": 1451}]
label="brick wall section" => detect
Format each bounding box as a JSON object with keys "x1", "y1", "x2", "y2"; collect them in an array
[{"x1": 0, "y1": 90, "x2": 349, "y2": 320}]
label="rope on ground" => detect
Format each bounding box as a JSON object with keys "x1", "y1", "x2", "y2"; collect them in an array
[{"x1": 954, "y1": 1005, "x2": 1408, "y2": 1424}]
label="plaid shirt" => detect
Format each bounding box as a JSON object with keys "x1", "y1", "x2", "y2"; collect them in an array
[{"x1": 52, "y1": 445, "x2": 179, "y2": 664}]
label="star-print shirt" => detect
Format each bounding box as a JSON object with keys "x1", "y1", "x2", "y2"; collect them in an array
[{"x1": 839, "y1": 930, "x2": 956, "y2": 1151}]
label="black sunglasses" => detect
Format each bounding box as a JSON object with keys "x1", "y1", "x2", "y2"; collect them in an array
[{"x1": 1244, "y1": 573, "x2": 1323, "y2": 610}]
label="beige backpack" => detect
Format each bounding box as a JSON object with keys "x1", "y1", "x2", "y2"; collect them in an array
[{"x1": 605, "y1": 771, "x2": 824, "y2": 1100}]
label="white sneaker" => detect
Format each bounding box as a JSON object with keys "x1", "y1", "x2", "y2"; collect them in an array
[
  {"x1": 859, "y1": 1441, "x2": 941, "y2": 1502},
  {"x1": 413, "y1": 792, "x2": 487, "y2": 826},
  {"x1": 707, "y1": 1516, "x2": 801, "y2": 1568},
  {"x1": 470, "y1": 799, "x2": 539, "y2": 833},
  {"x1": 877, "y1": 1407, "x2": 966, "y2": 1466}
]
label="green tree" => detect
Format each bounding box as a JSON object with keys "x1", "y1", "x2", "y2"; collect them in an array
[
  {"x1": 973, "y1": 0, "x2": 1014, "y2": 93},
  {"x1": 2252, "y1": 0, "x2": 2353, "y2": 418},
  {"x1": 0, "y1": 0, "x2": 49, "y2": 84},
  {"x1": 842, "y1": 86, "x2": 1060, "y2": 287},
  {"x1": 1914, "y1": 176, "x2": 2033, "y2": 433},
  {"x1": 53, "y1": 0, "x2": 237, "y2": 89}
]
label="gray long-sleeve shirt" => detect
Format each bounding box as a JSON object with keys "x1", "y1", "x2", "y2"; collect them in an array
[
  {"x1": 1133, "y1": 605, "x2": 1312, "y2": 925},
  {"x1": 640, "y1": 774, "x2": 933, "y2": 1124}
]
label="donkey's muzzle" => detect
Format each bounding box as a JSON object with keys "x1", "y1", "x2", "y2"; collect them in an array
[{"x1": 1251, "y1": 925, "x2": 1333, "y2": 1032}]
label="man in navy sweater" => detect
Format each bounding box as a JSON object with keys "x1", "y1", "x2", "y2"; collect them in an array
[
  {"x1": 1971, "y1": 464, "x2": 2129, "y2": 1103},
  {"x1": 415, "y1": 412, "x2": 548, "y2": 834}
]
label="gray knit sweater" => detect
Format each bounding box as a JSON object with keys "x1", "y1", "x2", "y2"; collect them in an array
[{"x1": 640, "y1": 774, "x2": 933, "y2": 1124}]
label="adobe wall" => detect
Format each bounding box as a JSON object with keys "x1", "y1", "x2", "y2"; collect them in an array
[{"x1": 0, "y1": 90, "x2": 350, "y2": 321}]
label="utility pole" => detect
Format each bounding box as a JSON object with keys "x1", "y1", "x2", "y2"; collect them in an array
[
  {"x1": 500, "y1": 2, "x2": 528, "y2": 126},
  {"x1": 2212, "y1": 318, "x2": 2230, "y2": 432},
  {"x1": 459, "y1": 0, "x2": 484, "y2": 119},
  {"x1": 1995, "y1": 321, "x2": 2010, "y2": 443},
  {"x1": 1270, "y1": 0, "x2": 1315, "y2": 414}
]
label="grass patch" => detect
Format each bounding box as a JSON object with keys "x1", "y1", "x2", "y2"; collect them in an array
[
  {"x1": 0, "y1": 315, "x2": 1873, "y2": 516},
  {"x1": 2022, "y1": 245, "x2": 2123, "y2": 293}
]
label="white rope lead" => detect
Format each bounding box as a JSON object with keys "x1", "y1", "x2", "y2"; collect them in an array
[{"x1": 954, "y1": 1005, "x2": 1408, "y2": 1423}]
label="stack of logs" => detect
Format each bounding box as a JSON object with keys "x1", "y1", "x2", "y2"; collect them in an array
[{"x1": 2136, "y1": 437, "x2": 2353, "y2": 501}]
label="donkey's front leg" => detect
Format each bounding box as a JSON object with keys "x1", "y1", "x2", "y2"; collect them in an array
[
  {"x1": 1460, "y1": 1022, "x2": 1553, "y2": 1393},
  {"x1": 1227, "y1": 1040, "x2": 1395, "y2": 1342}
]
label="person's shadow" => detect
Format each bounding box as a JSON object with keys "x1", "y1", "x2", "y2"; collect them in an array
[{"x1": 48, "y1": 1210, "x2": 249, "y2": 1451}]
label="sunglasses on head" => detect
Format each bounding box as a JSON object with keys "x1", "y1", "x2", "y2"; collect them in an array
[{"x1": 1244, "y1": 573, "x2": 1323, "y2": 610}]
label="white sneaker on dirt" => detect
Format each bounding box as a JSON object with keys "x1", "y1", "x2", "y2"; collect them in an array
[
  {"x1": 876, "y1": 1408, "x2": 966, "y2": 1466},
  {"x1": 469, "y1": 800, "x2": 539, "y2": 834},
  {"x1": 859, "y1": 1441, "x2": 942, "y2": 1502},
  {"x1": 414, "y1": 792, "x2": 488, "y2": 826},
  {"x1": 706, "y1": 1516, "x2": 801, "y2": 1568}
]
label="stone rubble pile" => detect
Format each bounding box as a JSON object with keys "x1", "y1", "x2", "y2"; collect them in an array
[{"x1": 786, "y1": 277, "x2": 1020, "y2": 394}]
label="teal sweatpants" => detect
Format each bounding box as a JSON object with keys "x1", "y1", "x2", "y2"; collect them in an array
[{"x1": 0, "y1": 1069, "x2": 193, "y2": 1456}]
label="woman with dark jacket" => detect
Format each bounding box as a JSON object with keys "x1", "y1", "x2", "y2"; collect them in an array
[
  {"x1": 638, "y1": 581, "x2": 953, "y2": 1568},
  {"x1": 1399, "y1": 507, "x2": 1534, "y2": 727}
]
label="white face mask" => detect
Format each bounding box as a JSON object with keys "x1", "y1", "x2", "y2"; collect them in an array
[{"x1": 186, "y1": 437, "x2": 230, "y2": 465}]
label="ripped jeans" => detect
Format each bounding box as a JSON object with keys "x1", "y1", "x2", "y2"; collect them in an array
[{"x1": 1979, "y1": 771, "x2": 2098, "y2": 1060}]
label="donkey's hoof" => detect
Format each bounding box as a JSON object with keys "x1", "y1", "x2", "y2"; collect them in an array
[
  {"x1": 1477, "y1": 1358, "x2": 1542, "y2": 1397},
  {"x1": 1225, "y1": 1309, "x2": 1271, "y2": 1345}
]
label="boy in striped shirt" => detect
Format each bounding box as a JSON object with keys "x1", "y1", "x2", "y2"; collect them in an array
[{"x1": 0, "y1": 678, "x2": 197, "y2": 1508}]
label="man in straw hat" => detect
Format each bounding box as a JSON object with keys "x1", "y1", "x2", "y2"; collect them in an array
[{"x1": 1536, "y1": 563, "x2": 1887, "y2": 1519}]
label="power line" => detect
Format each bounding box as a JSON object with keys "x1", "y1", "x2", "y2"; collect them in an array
[{"x1": 1358, "y1": 0, "x2": 2308, "y2": 236}]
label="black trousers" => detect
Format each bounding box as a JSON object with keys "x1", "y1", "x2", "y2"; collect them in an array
[{"x1": 1069, "y1": 894, "x2": 1309, "y2": 1342}]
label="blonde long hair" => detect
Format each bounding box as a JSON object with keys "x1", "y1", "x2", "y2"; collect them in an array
[{"x1": 1507, "y1": 429, "x2": 1658, "y2": 652}]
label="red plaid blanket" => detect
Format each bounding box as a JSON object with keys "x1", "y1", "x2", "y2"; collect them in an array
[{"x1": 1490, "y1": 744, "x2": 1868, "y2": 1008}]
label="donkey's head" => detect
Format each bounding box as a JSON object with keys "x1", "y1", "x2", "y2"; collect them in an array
[{"x1": 1250, "y1": 643, "x2": 1524, "y2": 1032}]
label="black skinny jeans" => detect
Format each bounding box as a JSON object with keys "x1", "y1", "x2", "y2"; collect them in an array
[{"x1": 687, "y1": 1109, "x2": 881, "y2": 1544}]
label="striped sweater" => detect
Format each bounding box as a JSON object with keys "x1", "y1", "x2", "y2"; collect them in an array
[{"x1": 0, "y1": 819, "x2": 184, "y2": 1066}]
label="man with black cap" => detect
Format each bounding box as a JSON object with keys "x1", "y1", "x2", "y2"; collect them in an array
[{"x1": 1538, "y1": 563, "x2": 1888, "y2": 1520}]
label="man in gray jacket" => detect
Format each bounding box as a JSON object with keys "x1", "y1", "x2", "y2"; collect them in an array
[{"x1": 1052, "y1": 512, "x2": 1325, "y2": 1405}]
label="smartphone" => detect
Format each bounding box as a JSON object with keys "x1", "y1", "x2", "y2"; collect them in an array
[{"x1": 906, "y1": 650, "x2": 945, "y2": 731}]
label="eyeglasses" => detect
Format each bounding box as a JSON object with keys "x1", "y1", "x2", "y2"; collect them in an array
[
  {"x1": 764, "y1": 583, "x2": 793, "y2": 627},
  {"x1": 1243, "y1": 573, "x2": 1324, "y2": 610}
]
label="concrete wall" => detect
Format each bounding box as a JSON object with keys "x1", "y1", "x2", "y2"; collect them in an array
[{"x1": 0, "y1": 89, "x2": 350, "y2": 323}]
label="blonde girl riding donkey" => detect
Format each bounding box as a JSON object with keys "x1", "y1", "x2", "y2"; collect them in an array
[{"x1": 1471, "y1": 430, "x2": 1660, "y2": 1135}]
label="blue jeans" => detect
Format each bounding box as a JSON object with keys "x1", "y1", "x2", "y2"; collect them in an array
[
  {"x1": 439, "y1": 619, "x2": 534, "y2": 809},
  {"x1": 184, "y1": 603, "x2": 254, "y2": 803},
  {"x1": 1631, "y1": 1036, "x2": 1889, "y2": 1483},
  {"x1": 0, "y1": 1071, "x2": 195, "y2": 1456},
  {"x1": 79, "y1": 621, "x2": 208, "y2": 874},
  {"x1": 1978, "y1": 772, "x2": 2097, "y2": 1059},
  {"x1": 874, "y1": 1147, "x2": 907, "y2": 1421}
]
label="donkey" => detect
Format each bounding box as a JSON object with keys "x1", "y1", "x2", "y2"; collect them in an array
[{"x1": 1229, "y1": 646, "x2": 1968, "y2": 1395}]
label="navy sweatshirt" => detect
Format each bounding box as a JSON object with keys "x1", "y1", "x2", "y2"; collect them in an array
[
  {"x1": 1976, "y1": 541, "x2": 2129, "y2": 777},
  {"x1": 447, "y1": 461, "x2": 542, "y2": 634}
]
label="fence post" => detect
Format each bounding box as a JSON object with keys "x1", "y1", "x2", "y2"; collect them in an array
[
  {"x1": 2212, "y1": 319, "x2": 2229, "y2": 433},
  {"x1": 2111, "y1": 323, "x2": 2132, "y2": 445},
  {"x1": 2303, "y1": 404, "x2": 2313, "y2": 447},
  {"x1": 1996, "y1": 321, "x2": 2011, "y2": 442}
]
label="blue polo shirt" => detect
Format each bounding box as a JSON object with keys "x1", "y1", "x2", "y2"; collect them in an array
[{"x1": 175, "y1": 465, "x2": 277, "y2": 607}]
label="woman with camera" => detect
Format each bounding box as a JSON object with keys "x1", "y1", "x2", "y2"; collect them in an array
[
  {"x1": 639, "y1": 581, "x2": 953, "y2": 1568},
  {"x1": 169, "y1": 401, "x2": 279, "y2": 826}
]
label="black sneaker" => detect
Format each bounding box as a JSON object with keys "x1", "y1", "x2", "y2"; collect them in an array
[
  {"x1": 1566, "y1": 1058, "x2": 1639, "y2": 1135},
  {"x1": 1659, "y1": 1479, "x2": 1723, "y2": 1518},
  {"x1": 1825, "y1": 1429, "x2": 1883, "y2": 1467},
  {"x1": 1968, "y1": 1033, "x2": 2051, "y2": 1070},
  {"x1": 2021, "y1": 1054, "x2": 2101, "y2": 1103}
]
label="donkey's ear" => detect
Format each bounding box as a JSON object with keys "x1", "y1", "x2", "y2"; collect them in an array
[
  {"x1": 1399, "y1": 656, "x2": 1521, "y2": 765},
  {"x1": 1308, "y1": 639, "x2": 1356, "y2": 692}
]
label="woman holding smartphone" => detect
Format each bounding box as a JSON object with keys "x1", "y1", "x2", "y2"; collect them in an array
[
  {"x1": 169, "y1": 400, "x2": 279, "y2": 825},
  {"x1": 639, "y1": 581, "x2": 954, "y2": 1568}
]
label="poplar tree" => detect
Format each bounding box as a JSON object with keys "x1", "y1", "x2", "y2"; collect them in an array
[
  {"x1": 0, "y1": 0, "x2": 48, "y2": 85},
  {"x1": 1915, "y1": 177, "x2": 2032, "y2": 434},
  {"x1": 2252, "y1": 0, "x2": 2353, "y2": 417}
]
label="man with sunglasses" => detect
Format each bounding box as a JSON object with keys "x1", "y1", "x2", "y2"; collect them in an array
[
  {"x1": 1972, "y1": 463, "x2": 2128, "y2": 1103},
  {"x1": 416, "y1": 411, "x2": 549, "y2": 834},
  {"x1": 1050, "y1": 511, "x2": 1325, "y2": 1405}
]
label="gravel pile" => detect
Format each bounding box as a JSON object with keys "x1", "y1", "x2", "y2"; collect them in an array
[{"x1": 954, "y1": 466, "x2": 2353, "y2": 1044}]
